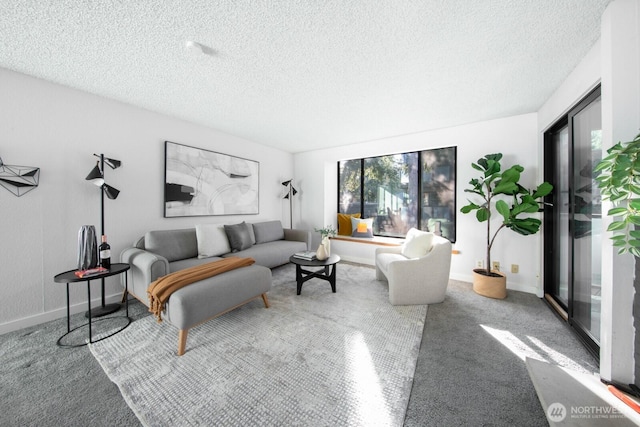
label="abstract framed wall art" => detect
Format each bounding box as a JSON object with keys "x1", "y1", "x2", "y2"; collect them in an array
[{"x1": 164, "y1": 141, "x2": 259, "y2": 217}]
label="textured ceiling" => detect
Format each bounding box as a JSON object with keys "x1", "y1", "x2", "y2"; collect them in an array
[{"x1": 0, "y1": 0, "x2": 613, "y2": 153}]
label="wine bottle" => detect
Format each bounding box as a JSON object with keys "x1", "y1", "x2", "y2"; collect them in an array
[{"x1": 99, "y1": 235, "x2": 111, "y2": 270}]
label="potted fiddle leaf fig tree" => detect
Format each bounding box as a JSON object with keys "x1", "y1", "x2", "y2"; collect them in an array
[{"x1": 460, "y1": 153, "x2": 553, "y2": 299}]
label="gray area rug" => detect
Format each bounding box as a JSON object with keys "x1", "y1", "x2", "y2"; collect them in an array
[{"x1": 89, "y1": 262, "x2": 427, "y2": 427}]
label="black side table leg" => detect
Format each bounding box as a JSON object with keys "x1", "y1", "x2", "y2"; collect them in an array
[
  {"x1": 66, "y1": 283, "x2": 71, "y2": 333},
  {"x1": 296, "y1": 265, "x2": 303, "y2": 295},
  {"x1": 125, "y1": 272, "x2": 129, "y2": 317},
  {"x1": 87, "y1": 281, "x2": 92, "y2": 344},
  {"x1": 330, "y1": 264, "x2": 337, "y2": 293}
]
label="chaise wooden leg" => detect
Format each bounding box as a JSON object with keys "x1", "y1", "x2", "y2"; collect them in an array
[
  {"x1": 262, "y1": 293, "x2": 271, "y2": 308},
  {"x1": 120, "y1": 288, "x2": 128, "y2": 304},
  {"x1": 178, "y1": 329, "x2": 188, "y2": 356}
]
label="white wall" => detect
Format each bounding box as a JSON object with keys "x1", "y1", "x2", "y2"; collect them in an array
[
  {"x1": 293, "y1": 113, "x2": 543, "y2": 294},
  {"x1": 0, "y1": 68, "x2": 293, "y2": 333},
  {"x1": 538, "y1": 39, "x2": 601, "y2": 132}
]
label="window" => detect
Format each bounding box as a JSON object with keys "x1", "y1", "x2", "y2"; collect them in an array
[
  {"x1": 338, "y1": 159, "x2": 361, "y2": 215},
  {"x1": 338, "y1": 146, "x2": 456, "y2": 241}
]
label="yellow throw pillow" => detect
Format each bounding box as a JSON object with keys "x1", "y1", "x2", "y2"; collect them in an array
[{"x1": 337, "y1": 213, "x2": 361, "y2": 235}]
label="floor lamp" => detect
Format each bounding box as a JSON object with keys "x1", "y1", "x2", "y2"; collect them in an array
[
  {"x1": 85, "y1": 153, "x2": 121, "y2": 317},
  {"x1": 282, "y1": 180, "x2": 297, "y2": 229}
]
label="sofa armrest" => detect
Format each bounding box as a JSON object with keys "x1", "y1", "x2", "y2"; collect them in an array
[
  {"x1": 284, "y1": 228, "x2": 311, "y2": 250},
  {"x1": 120, "y1": 247, "x2": 170, "y2": 303}
]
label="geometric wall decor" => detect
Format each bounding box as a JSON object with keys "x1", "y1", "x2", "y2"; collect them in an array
[{"x1": 0, "y1": 157, "x2": 41, "y2": 197}]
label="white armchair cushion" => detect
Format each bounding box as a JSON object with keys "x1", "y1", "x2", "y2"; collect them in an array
[{"x1": 401, "y1": 228, "x2": 434, "y2": 258}]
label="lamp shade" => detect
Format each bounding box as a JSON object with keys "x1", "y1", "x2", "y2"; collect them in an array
[
  {"x1": 104, "y1": 157, "x2": 121, "y2": 169},
  {"x1": 86, "y1": 162, "x2": 104, "y2": 186},
  {"x1": 103, "y1": 184, "x2": 120, "y2": 200}
]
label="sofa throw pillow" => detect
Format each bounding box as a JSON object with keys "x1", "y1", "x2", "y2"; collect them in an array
[
  {"x1": 337, "y1": 213, "x2": 361, "y2": 236},
  {"x1": 350, "y1": 217, "x2": 374, "y2": 238},
  {"x1": 145, "y1": 229, "x2": 198, "y2": 262},
  {"x1": 224, "y1": 222, "x2": 253, "y2": 252},
  {"x1": 196, "y1": 224, "x2": 232, "y2": 258},
  {"x1": 247, "y1": 223, "x2": 256, "y2": 245},
  {"x1": 253, "y1": 220, "x2": 285, "y2": 244},
  {"x1": 401, "y1": 228, "x2": 434, "y2": 259}
]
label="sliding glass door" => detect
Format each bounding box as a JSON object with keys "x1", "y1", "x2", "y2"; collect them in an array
[{"x1": 544, "y1": 86, "x2": 602, "y2": 357}]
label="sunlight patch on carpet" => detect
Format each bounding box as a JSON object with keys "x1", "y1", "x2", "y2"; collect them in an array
[
  {"x1": 481, "y1": 324, "x2": 588, "y2": 373},
  {"x1": 345, "y1": 332, "x2": 393, "y2": 426}
]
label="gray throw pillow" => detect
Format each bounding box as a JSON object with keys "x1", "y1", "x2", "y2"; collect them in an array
[
  {"x1": 224, "y1": 222, "x2": 253, "y2": 252},
  {"x1": 253, "y1": 220, "x2": 285, "y2": 244}
]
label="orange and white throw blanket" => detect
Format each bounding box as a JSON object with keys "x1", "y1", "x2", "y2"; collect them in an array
[{"x1": 147, "y1": 257, "x2": 255, "y2": 322}]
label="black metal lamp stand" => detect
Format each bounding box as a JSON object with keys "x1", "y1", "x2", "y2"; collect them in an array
[
  {"x1": 85, "y1": 153, "x2": 121, "y2": 318},
  {"x1": 282, "y1": 180, "x2": 297, "y2": 229}
]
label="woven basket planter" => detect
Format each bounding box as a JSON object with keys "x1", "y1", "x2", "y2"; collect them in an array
[{"x1": 472, "y1": 268, "x2": 507, "y2": 299}]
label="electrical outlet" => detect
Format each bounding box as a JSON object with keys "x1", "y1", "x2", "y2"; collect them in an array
[
  {"x1": 492, "y1": 261, "x2": 500, "y2": 271},
  {"x1": 475, "y1": 260, "x2": 484, "y2": 268},
  {"x1": 511, "y1": 264, "x2": 519, "y2": 274}
]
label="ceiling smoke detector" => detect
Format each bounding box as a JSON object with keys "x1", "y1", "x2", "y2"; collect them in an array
[{"x1": 184, "y1": 40, "x2": 204, "y2": 55}]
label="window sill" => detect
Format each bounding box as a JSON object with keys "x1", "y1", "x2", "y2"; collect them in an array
[{"x1": 330, "y1": 236, "x2": 403, "y2": 247}]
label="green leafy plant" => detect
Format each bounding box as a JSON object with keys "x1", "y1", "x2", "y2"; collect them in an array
[
  {"x1": 594, "y1": 133, "x2": 640, "y2": 257},
  {"x1": 315, "y1": 225, "x2": 337, "y2": 239},
  {"x1": 460, "y1": 153, "x2": 553, "y2": 276}
]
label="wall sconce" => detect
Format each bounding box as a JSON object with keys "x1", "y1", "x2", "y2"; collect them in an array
[{"x1": 0, "y1": 156, "x2": 40, "y2": 197}]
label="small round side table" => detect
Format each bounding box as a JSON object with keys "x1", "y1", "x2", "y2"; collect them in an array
[{"x1": 54, "y1": 263, "x2": 132, "y2": 347}]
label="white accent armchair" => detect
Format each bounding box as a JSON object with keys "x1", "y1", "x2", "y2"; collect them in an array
[{"x1": 375, "y1": 231, "x2": 452, "y2": 305}]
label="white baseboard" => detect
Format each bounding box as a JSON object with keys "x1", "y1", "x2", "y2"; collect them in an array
[{"x1": 0, "y1": 292, "x2": 123, "y2": 335}]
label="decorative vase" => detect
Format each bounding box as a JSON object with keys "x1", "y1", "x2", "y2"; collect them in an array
[
  {"x1": 322, "y1": 236, "x2": 331, "y2": 257},
  {"x1": 472, "y1": 268, "x2": 507, "y2": 299},
  {"x1": 77, "y1": 225, "x2": 98, "y2": 270},
  {"x1": 316, "y1": 241, "x2": 328, "y2": 260}
]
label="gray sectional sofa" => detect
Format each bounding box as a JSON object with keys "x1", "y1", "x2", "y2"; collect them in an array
[{"x1": 120, "y1": 220, "x2": 310, "y2": 355}]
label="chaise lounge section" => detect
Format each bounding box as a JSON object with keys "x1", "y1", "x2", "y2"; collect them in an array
[{"x1": 120, "y1": 220, "x2": 310, "y2": 354}]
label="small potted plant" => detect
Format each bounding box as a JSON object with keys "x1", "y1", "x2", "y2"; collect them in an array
[
  {"x1": 460, "y1": 153, "x2": 553, "y2": 298},
  {"x1": 314, "y1": 225, "x2": 337, "y2": 259}
]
